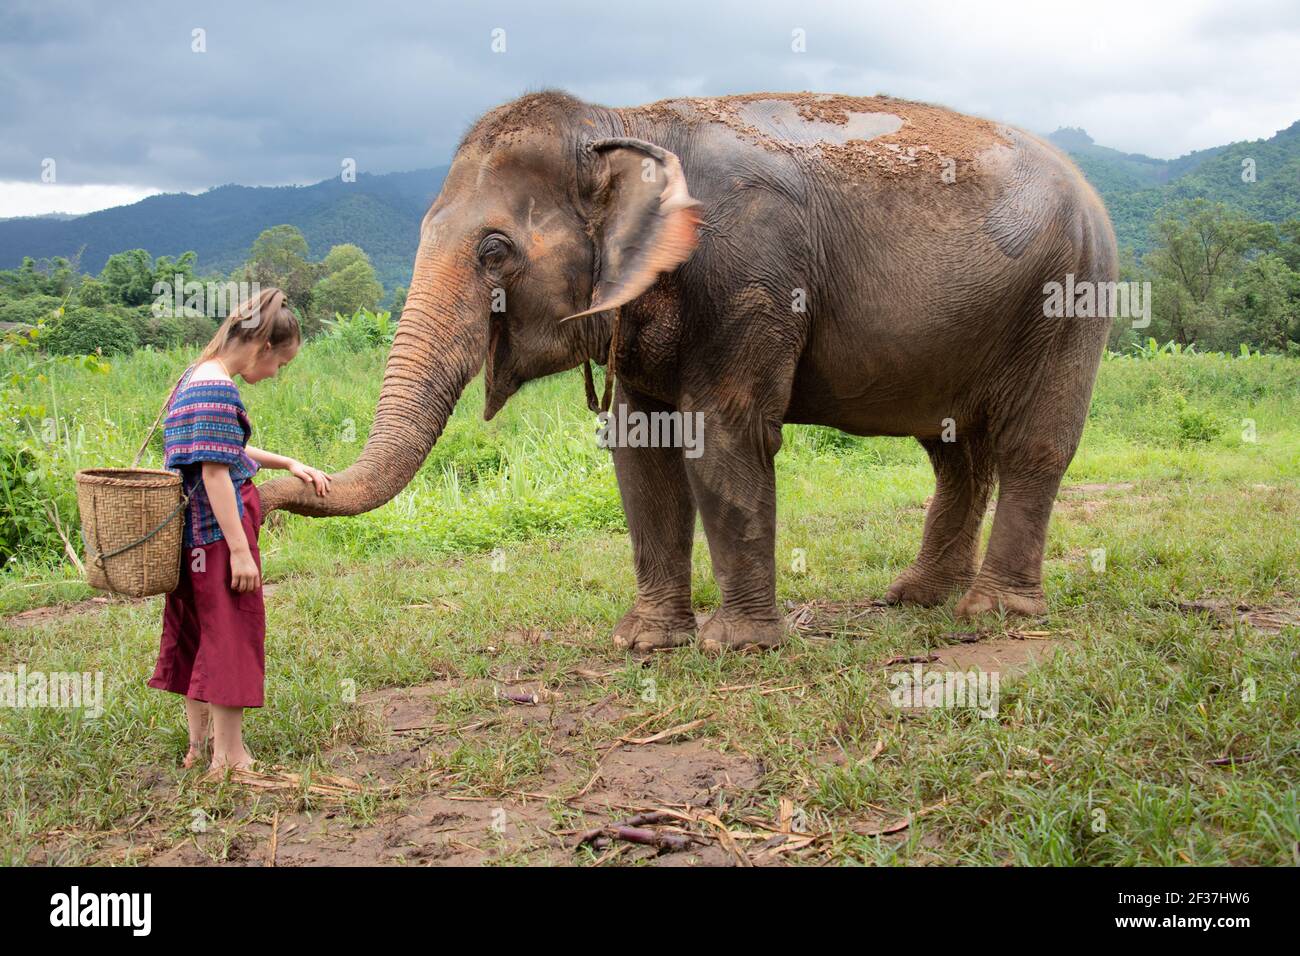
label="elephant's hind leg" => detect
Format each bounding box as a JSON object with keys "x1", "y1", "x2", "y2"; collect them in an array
[
  {"x1": 955, "y1": 327, "x2": 1105, "y2": 618},
  {"x1": 886, "y1": 431, "x2": 994, "y2": 606},
  {"x1": 953, "y1": 439, "x2": 1062, "y2": 619},
  {"x1": 610, "y1": 385, "x2": 698, "y2": 653}
]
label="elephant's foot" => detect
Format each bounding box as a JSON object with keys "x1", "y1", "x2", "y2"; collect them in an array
[
  {"x1": 884, "y1": 564, "x2": 974, "y2": 607},
  {"x1": 954, "y1": 584, "x2": 1047, "y2": 619},
  {"x1": 611, "y1": 603, "x2": 696, "y2": 654},
  {"x1": 698, "y1": 610, "x2": 786, "y2": 655}
]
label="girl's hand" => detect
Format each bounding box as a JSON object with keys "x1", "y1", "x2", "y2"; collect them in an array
[
  {"x1": 287, "y1": 459, "x2": 332, "y2": 497},
  {"x1": 230, "y1": 548, "x2": 261, "y2": 593}
]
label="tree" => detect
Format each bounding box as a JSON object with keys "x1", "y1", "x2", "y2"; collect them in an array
[
  {"x1": 1232, "y1": 254, "x2": 1300, "y2": 352},
  {"x1": 1145, "y1": 201, "x2": 1265, "y2": 348},
  {"x1": 241, "y1": 225, "x2": 317, "y2": 322},
  {"x1": 311, "y1": 244, "x2": 383, "y2": 321},
  {"x1": 100, "y1": 249, "x2": 156, "y2": 306},
  {"x1": 1106, "y1": 246, "x2": 1145, "y2": 350},
  {"x1": 1276, "y1": 218, "x2": 1300, "y2": 272},
  {"x1": 320, "y1": 243, "x2": 370, "y2": 275},
  {"x1": 12, "y1": 258, "x2": 42, "y2": 296},
  {"x1": 77, "y1": 276, "x2": 108, "y2": 308},
  {"x1": 151, "y1": 251, "x2": 197, "y2": 291},
  {"x1": 1, "y1": 256, "x2": 77, "y2": 299},
  {"x1": 42, "y1": 257, "x2": 76, "y2": 298},
  {"x1": 389, "y1": 284, "x2": 407, "y2": 315}
]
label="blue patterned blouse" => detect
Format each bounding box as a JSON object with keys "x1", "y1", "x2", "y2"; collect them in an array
[{"x1": 163, "y1": 366, "x2": 260, "y2": 548}]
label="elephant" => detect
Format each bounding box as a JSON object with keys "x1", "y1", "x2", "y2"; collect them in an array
[{"x1": 259, "y1": 90, "x2": 1118, "y2": 654}]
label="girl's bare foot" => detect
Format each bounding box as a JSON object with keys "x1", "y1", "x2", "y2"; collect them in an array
[
  {"x1": 207, "y1": 703, "x2": 253, "y2": 773},
  {"x1": 182, "y1": 739, "x2": 209, "y2": 769},
  {"x1": 183, "y1": 698, "x2": 211, "y2": 769},
  {"x1": 209, "y1": 749, "x2": 256, "y2": 772}
]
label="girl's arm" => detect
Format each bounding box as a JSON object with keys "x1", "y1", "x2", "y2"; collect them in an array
[
  {"x1": 246, "y1": 445, "x2": 332, "y2": 497},
  {"x1": 245, "y1": 445, "x2": 294, "y2": 470},
  {"x1": 201, "y1": 462, "x2": 259, "y2": 592}
]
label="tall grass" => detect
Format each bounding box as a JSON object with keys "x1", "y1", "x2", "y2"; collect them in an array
[{"x1": 2, "y1": 341, "x2": 1298, "y2": 611}]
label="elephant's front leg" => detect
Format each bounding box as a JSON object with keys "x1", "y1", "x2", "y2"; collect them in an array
[
  {"x1": 684, "y1": 415, "x2": 785, "y2": 653},
  {"x1": 610, "y1": 385, "x2": 698, "y2": 653}
]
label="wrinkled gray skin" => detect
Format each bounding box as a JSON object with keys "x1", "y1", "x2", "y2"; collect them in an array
[{"x1": 260, "y1": 91, "x2": 1118, "y2": 653}]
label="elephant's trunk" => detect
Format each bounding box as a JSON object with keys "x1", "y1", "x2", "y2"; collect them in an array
[{"x1": 259, "y1": 247, "x2": 487, "y2": 517}]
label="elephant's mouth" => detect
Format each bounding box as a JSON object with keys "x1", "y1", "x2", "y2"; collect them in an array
[{"x1": 483, "y1": 314, "x2": 520, "y2": 420}]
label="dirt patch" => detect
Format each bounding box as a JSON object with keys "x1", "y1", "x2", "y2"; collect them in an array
[
  {"x1": 465, "y1": 90, "x2": 1012, "y2": 182},
  {"x1": 1054, "y1": 483, "x2": 1151, "y2": 520},
  {"x1": 929, "y1": 631, "x2": 1060, "y2": 674},
  {"x1": 4, "y1": 594, "x2": 134, "y2": 630},
  {"x1": 904, "y1": 483, "x2": 1148, "y2": 522},
  {"x1": 57, "y1": 600, "x2": 1073, "y2": 867},
  {"x1": 141, "y1": 734, "x2": 764, "y2": 868},
  {"x1": 1059, "y1": 482, "x2": 1137, "y2": 497},
  {"x1": 784, "y1": 598, "x2": 892, "y2": 637},
  {"x1": 626, "y1": 91, "x2": 1010, "y2": 181},
  {"x1": 365, "y1": 682, "x2": 458, "y2": 734},
  {"x1": 559, "y1": 738, "x2": 763, "y2": 809},
  {"x1": 4, "y1": 584, "x2": 282, "y2": 630},
  {"x1": 1171, "y1": 599, "x2": 1300, "y2": 634},
  {"x1": 127, "y1": 665, "x2": 768, "y2": 867},
  {"x1": 149, "y1": 791, "x2": 567, "y2": 867},
  {"x1": 459, "y1": 90, "x2": 587, "y2": 152}
]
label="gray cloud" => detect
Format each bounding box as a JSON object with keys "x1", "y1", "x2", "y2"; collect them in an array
[{"x1": 1, "y1": 0, "x2": 1297, "y2": 195}]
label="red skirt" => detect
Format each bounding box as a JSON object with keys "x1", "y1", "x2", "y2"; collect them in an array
[{"x1": 148, "y1": 480, "x2": 266, "y2": 708}]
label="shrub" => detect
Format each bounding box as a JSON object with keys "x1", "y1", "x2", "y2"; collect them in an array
[
  {"x1": 132, "y1": 314, "x2": 186, "y2": 350},
  {"x1": 0, "y1": 321, "x2": 111, "y2": 563},
  {"x1": 0, "y1": 294, "x2": 62, "y2": 328},
  {"x1": 1175, "y1": 403, "x2": 1224, "y2": 445},
  {"x1": 321, "y1": 308, "x2": 396, "y2": 351},
  {"x1": 0, "y1": 431, "x2": 56, "y2": 562},
  {"x1": 179, "y1": 313, "x2": 219, "y2": 347},
  {"x1": 42, "y1": 306, "x2": 139, "y2": 356},
  {"x1": 423, "y1": 422, "x2": 504, "y2": 484},
  {"x1": 128, "y1": 308, "x2": 218, "y2": 350},
  {"x1": 76, "y1": 277, "x2": 108, "y2": 308}
]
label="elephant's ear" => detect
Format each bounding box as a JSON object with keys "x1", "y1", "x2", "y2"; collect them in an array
[{"x1": 561, "y1": 137, "x2": 701, "y2": 322}]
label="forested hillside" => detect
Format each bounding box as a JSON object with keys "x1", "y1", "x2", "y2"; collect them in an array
[
  {"x1": 0, "y1": 168, "x2": 447, "y2": 293},
  {"x1": 1049, "y1": 121, "x2": 1300, "y2": 251}
]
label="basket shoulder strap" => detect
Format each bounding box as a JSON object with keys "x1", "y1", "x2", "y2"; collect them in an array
[
  {"x1": 132, "y1": 365, "x2": 192, "y2": 468},
  {"x1": 83, "y1": 489, "x2": 190, "y2": 566}
]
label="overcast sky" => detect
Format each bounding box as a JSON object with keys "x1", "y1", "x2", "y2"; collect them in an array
[{"x1": 1, "y1": 0, "x2": 1298, "y2": 216}]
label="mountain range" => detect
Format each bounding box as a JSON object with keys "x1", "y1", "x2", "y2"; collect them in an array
[
  {"x1": 3, "y1": 117, "x2": 1299, "y2": 291},
  {"x1": 0, "y1": 168, "x2": 448, "y2": 293},
  {"x1": 1046, "y1": 121, "x2": 1300, "y2": 250}
]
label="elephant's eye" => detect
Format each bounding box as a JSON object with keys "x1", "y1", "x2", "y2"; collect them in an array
[{"x1": 477, "y1": 233, "x2": 512, "y2": 267}]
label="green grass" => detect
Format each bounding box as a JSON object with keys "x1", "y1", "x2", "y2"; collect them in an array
[{"x1": 1, "y1": 344, "x2": 1298, "y2": 865}]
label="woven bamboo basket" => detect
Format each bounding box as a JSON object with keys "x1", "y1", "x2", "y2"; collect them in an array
[
  {"x1": 73, "y1": 370, "x2": 192, "y2": 597},
  {"x1": 76, "y1": 467, "x2": 187, "y2": 597}
]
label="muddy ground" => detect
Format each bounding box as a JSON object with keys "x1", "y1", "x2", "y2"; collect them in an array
[
  {"x1": 11, "y1": 495, "x2": 1295, "y2": 866},
  {"x1": 16, "y1": 597, "x2": 1068, "y2": 867}
]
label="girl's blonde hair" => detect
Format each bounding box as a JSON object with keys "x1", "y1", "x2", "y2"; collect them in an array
[{"x1": 196, "y1": 287, "x2": 301, "y2": 364}]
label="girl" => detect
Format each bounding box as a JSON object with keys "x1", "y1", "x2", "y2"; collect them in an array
[{"x1": 147, "y1": 287, "x2": 331, "y2": 772}]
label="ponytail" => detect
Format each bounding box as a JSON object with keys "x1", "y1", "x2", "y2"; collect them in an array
[{"x1": 196, "y1": 287, "x2": 300, "y2": 364}]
